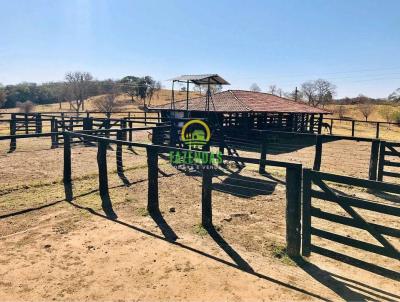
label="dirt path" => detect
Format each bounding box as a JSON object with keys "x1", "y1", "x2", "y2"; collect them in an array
[{"x1": 0, "y1": 143, "x2": 399, "y2": 301}]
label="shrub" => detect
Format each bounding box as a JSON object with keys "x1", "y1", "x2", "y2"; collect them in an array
[
  {"x1": 335, "y1": 105, "x2": 347, "y2": 119},
  {"x1": 391, "y1": 111, "x2": 400, "y2": 124},
  {"x1": 16, "y1": 100, "x2": 34, "y2": 113},
  {"x1": 93, "y1": 93, "x2": 120, "y2": 113},
  {"x1": 379, "y1": 106, "x2": 394, "y2": 123}
]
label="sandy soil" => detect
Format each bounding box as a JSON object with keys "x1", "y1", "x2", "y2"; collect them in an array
[{"x1": 0, "y1": 138, "x2": 399, "y2": 301}]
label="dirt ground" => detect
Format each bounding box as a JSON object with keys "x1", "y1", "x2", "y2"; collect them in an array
[{"x1": 0, "y1": 136, "x2": 399, "y2": 301}]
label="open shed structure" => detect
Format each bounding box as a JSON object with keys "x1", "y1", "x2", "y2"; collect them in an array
[{"x1": 149, "y1": 89, "x2": 330, "y2": 135}]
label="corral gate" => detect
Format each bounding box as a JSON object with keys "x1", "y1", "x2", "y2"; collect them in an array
[
  {"x1": 378, "y1": 141, "x2": 400, "y2": 182},
  {"x1": 302, "y1": 169, "x2": 400, "y2": 262}
]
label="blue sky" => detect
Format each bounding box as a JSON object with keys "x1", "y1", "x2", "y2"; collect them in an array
[{"x1": 0, "y1": 0, "x2": 399, "y2": 98}]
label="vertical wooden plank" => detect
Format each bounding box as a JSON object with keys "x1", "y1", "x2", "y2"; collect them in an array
[
  {"x1": 144, "y1": 111, "x2": 147, "y2": 126},
  {"x1": 317, "y1": 114, "x2": 323, "y2": 134},
  {"x1": 97, "y1": 140, "x2": 109, "y2": 197},
  {"x1": 24, "y1": 114, "x2": 28, "y2": 134},
  {"x1": 151, "y1": 126, "x2": 160, "y2": 144},
  {"x1": 376, "y1": 122, "x2": 380, "y2": 139},
  {"x1": 300, "y1": 113, "x2": 305, "y2": 132},
  {"x1": 63, "y1": 132, "x2": 72, "y2": 184},
  {"x1": 351, "y1": 120, "x2": 355, "y2": 137},
  {"x1": 83, "y1": 117, "x2": 93, "y2": 146},
  {"x1": 51, "y1": 117, "x2": 58, "y2": 148},
  {"x1": 104, "y1": 118, "x2": 111, "y2": 138},
  {"x1": 369, "y1": 140, "x2": 380, "y2": 181},
  {"x1": 69, "y1": 117, "x2": 74, "y2": 132},
  {"x1": 313, "y1": 135, "x2": 323, "y2": 171},
  {"x1": 147, "y1": 146, "x2": 159, "y2": 213},
  {"x1": 116, "y1": 130, "x2": 124, "y2": 176},
  {"x1": 129, "y1": 121, "x2": 133, "y2": 143},
  {"x1": 330, "y1": 119, "x2": 333, "y2": 135},
  {"x1": 202, "y1": 167, "x2": 213, "y2": 227},
  {"x1": 302, "y1": 168, "x2": 312, "y2": 256},
  {"x1": 286, "y1": 165, "x2": 302, "y2": 258},
  {"x1": 61, "y1": 113, "x2": 65, "y2": 131},
  {"x1": 309, "y1": 114, "x2": 314, "y2": 133},
  {"x1": 35, "y1": 113, "x2": 42, "y2": 134},
  {"x1": 9, "y1": 113, "x2": 16, "y2": 152},
  {"x1": 377, "y1": 141, "x2": 386, "y2": 181},
  {"x1": 120, "y1": 118, "x2": 127, "y2": 141},
  {"x1": 259, "y1": 141, "x2": 267, "y2": 174}
]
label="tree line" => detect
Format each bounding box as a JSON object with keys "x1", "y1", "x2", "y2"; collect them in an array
[
  {"x1": 0, "y1": 72, "x2": 162, "y2": 113},
  {"x1": 249, "y1": 79, "x2": 400, "y2": 107}
]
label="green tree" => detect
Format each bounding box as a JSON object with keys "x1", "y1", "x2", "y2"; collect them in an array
[{"x1": 389, "y1": 88, "x2": 400, "y2": 102}]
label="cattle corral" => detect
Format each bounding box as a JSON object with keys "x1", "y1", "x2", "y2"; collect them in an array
[{"x1": 0, "y1": 112, "x2": 399, "y2": 301}]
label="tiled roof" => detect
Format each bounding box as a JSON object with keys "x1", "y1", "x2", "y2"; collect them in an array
[{"x1": 149, "y1": 90, "x2": 330, "y2": 114}]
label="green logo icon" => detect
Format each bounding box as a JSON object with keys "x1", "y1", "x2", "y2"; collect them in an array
[{"x1": 181, "y1": 119, "x2": 211, "y2": 149}]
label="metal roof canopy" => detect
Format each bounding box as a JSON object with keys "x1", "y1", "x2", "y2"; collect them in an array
[{"x1": 169, "y1": 74, "x2": 230, "y2": 85}]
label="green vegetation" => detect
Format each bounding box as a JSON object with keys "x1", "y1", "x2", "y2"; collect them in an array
[
  {"x1": 136, "y1": 207, "x2": 149, "y2": 217},
  {"x1": 270, "y1": 244, "x2": 295, "y2": 266},
  {"x1": 192, "y1": 224, "x2": 208, "y2": 237}
]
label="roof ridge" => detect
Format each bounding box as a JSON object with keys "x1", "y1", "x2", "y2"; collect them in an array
[
  {"x1": 230, "y1": 89, "x2": 299, "y2": 103},
  {"x1": 228, "y1": 90, "x2": 252, "y2": 111}
]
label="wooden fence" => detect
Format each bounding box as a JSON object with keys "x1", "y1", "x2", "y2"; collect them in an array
[
  {"x1": 302, "y1": 169, "x2": 400, "y2": 266},
  {"x1": 377, "y1": 141, "x2": 400, "y2": 181},
  {"x1": 63, "y1": 130, "x2": 303, "y2": 258},
  {"x1": 323, "y1": 117, "x2": 400, "y2": 139}
]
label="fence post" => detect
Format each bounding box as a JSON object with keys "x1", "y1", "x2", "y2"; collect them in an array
[
  {"x1": 104, "y1": 118, "x2": 111, "y2": 138},
  {"x1": 313, "y1": 135, "x2": 323, "y2": 171},
  {"x1": 377, "y1": 141, "x2": 386, "y2": 181},
  {"x1": 144, "y1": 111, "x2": 147, "y2": 126},
  {"x1": 147, "y1": 146, "x2": 159, "y2": 213},
  {"x1": 302, "y1": 168, "x2": 312, "y2": 256},
  {"x1": 259, "y1": 141, "x2": 267, "y2": 174},
  {"x1": 61, "y1": 113, "x2": 65, "y2": 131},
  {"x1": 376, "y1": 122, "x2": 380, "y2": 139},
  {"x1": 63, "y1": 132, "x2": 72, "y2": 183},
  {"x1": 317, "y1": 114, "x2": 323, "y2": 134},
  {"x1": 128, "y1": 120, "x2": 133, "y2": 143},
  {"x1": 151, "y1": 126, "x2": 160, "y2": 144},
  {"x1": 35, "y1": 113, "x2": 42, "y2": 134},
  {"x1": 120, "y1": 118, "x2": 127, "y2": 141},
  {"x1": 83, "y1": 117, "x2": 93, "y2": 146},
  {"x1": 50, "y1": 117, "x2": 59, "y2": 148},
  {"x1": 9, "y1": 113, "x2": 16, "y2": 152},
  {"x1": 97, "y1": 140, "x2": 109, "y2": 197},
  {"x1": 330, "y1": 119, "x2": 333, "y2": 135},
  {"x1": 169, "y1": 121, "x2": 178, "y2": 146},
  {"x1": 24, "y1": 114, "x2": 28, "y2": 134},
  {"x1": 201, "y1": 166, "x2": 213, "y2": 227},
  {"x1": 63, "y1": 132, "x2": 72, "y2": 201},
  {"x1": 369, "y1": 139, "x2": 380, "y2": 181},
  {"x1": 69, "y1": 117, "x2": 74, "y2": 132},
  {"x1": 286, "y1": 165, "x2": 302, "y2": 258},
  {"x1": 351, "y1": 120, "x2": 355, "y2": 137},
  {"x1": 116, "y1": 130, "x2": 124, "y2": 177}
]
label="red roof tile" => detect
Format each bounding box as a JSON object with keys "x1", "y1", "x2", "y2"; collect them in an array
[{"x1": 150, "y1": 90, "x2": 330, "y2": 114}]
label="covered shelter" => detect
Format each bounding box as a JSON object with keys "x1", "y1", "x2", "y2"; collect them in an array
[{"x1": 149, "y1": 90, "x2": 331, "y2": 135}]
